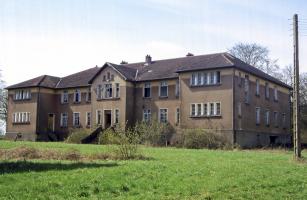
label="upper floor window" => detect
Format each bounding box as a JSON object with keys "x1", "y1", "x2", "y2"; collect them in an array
[
  {"x1": 105, "y1": 84, "x2": 113, "y2": 98},
  {"x1": 14, "y1": 90, "x2": 31, "y2": 100},
  {"x1": 255, "y1": 107, "x2": 260, "y2": 125},
  {"x1": 97, "y1": 85, "x2": 103, "y2": 99},
  {"x1": 256, "y1": 79, "x2": 260, "y2": 96},
  {"x1": 265, "y1": 110, "x2": 270, "y2": 126},
  {"x1": 107, "y1": 72, "x2": 111, "y2": 80},
  {"x1": 265, "y1": 82, "x2": 270, "y2": 99},
  {"x1": 274, "y1": 86, "x2": 278, "y2": 101},
  {"x1": 144, "y1": 82, "x2": 151, "y2": 98},
  {"x1": 74, "y1": 89, "x2": 81, "y2": 103},
  {"x1": 143, "y1": 109, "x2": 151, "y2": 122},
  {"x1": 115, "y1": 83, "x2": 120, "y2": 98},
  {"x1": 159, "y1": 108, "x2": 168, "y2": 123},
  {"x1": 238, "y1": 102, "x2": 242, "y2": 117},
  {"x1": 160, "y1": 81, "x2": 168, "y2": 97},
  {"x1": 12, "y1": 112, "x2": 30, "y2": 123},
  {"x1": 73, "y1": 112, "x2": 80, "y2": 126},
  {"x1": 86, "y1": 88, "x2": 91, "y2": 102},
  {"x1": 61, "y1": 90, "x2": 69, "y2": 103},
  {"x1": 238, "y1": 72, "x2": 242, "y2": 87},
  {"x1": 60, "y1": 113, "x2": 68, "y2": 127},
  {"x1": 191, "y1": 71, "x2": 220, "y2": 86},
  {"x1": 175, "y1": 80, "x2": 180, "y2": 97},
  {"x1": 244, "y1": 75, "x2": 250, "y2": 104}
]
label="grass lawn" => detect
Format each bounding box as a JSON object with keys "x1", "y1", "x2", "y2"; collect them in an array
[{"x1": 0, "y1": 141, "x2": 306, "y2": 200}]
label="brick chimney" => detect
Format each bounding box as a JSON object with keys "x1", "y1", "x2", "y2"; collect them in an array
[{"x1": 145, "y1": 55, "x2": 152, "y2": 66}]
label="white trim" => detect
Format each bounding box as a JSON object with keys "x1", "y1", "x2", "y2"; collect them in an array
[
  {"x1": 86, "y1": 112, "x2": 91, "y2": 127},
  {"x1": 73, "y1": 112, "x2": 80, "y2": 126},
  {"x1": 96, "y1": 109, "x2": 102, "y2": 125},
  {"x1": 114, "y1": 108, "x2": 119, "y2": 124},
  {"x1": 158, "y1": 108, "x2": 168, "y2": 123},
  {"x1": 159, "y1": 81, "x2": 168, "y2": 97}
]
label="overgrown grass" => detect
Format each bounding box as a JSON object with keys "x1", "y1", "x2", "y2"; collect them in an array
[{"x1": 0, "y1": 140, "x2": 306, "y2": 199}]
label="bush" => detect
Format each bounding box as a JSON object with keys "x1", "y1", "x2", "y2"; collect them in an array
[
  {"x1": 65, "y1": 129, "x2": 90, "y2": 144},
  {"x1": 98, "y1": 127, "x2": 118, "y2": 145},
  {"x1": 180, "y1": 129, "x2": 230, "y2": 149},
  {"x1": 135, "y1": 118, "x2": 174, "y2": 146}
]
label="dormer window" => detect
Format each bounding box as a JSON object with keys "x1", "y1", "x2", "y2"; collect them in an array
[{"x1": 74, "y1": 89, "x2": 81, "y2": 103}]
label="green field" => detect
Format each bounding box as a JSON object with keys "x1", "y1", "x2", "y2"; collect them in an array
[{"x1": 0, "y1": 141, "x2": 306, "y2": 200}]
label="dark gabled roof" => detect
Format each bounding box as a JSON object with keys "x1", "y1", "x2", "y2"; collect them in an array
[
  {"x1": 6, "y1": 52, "x2": 291, "y2": 90},
  {"x1": 6, "y1": 75, "x2": 60, "y2": 89},
  {"x1": 56, "y1": 66, "x2": 100, "y2": 89}
]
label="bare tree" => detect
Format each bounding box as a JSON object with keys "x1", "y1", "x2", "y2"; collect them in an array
[
  {"x1": 228, "y1": 43, "x2": 282, "y2": 79},
  {"x1": 0, "y1": 71, "x2": 7, "y2": 134}
]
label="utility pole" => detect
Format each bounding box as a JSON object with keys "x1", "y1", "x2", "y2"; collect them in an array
[{"x1": 293, "y1": 14, "x2": 301, "y2": 159}]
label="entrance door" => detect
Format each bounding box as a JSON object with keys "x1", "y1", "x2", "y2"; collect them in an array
[
  {"x1": 47, "y1": 114, "x2": 55, "y2": 132},
  {"x1": 104, "y1": 110, "x2": 112, "y2": 128}
]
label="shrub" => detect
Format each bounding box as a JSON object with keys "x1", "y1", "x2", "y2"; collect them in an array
[
  {"x1": 135, "y1": 118, "x2": 174, "y2": 146},
  {"x1": 98, "y1": 127, "x2": 118, "y2": 145},
  {"x1": 181, "y1": 129, "x2": 230, "y2": 149},
  {"x1": 65, "y1": 128, "x2": 90, "y2": 144}
]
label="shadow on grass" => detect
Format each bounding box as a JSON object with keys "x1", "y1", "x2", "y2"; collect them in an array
[{"x1": 0, "y1": 161, "x2": 118, "y2": 174}]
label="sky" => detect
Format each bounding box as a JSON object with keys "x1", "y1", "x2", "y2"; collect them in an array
[{"x1": 0, "y1": 0, "x2": 307, "y2": 86}]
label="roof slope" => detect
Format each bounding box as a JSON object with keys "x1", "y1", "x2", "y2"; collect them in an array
[
  {"x1": 56, "y1": 66, "x2": 100, "y2": 89},
  {"x1": 6, "y1": 75, "x2": 60, "y2": 89}
]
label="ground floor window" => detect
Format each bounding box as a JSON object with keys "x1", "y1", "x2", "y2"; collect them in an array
[
  {"x1": 60, "y1": 113, "x2": 68, "y2": 127},
  {"x1": 96, "y1": 110, "x2": 102, "y2": 125},
  {"x1": 176, "y1": 107, "x2": 180, "y2": 125},
  {"x1": 265, "y1": 110, "x2": 270, "y2": 126},
  {"x1": 143, "y1": 109, "x2": 151, "y2": 122},
  {"x1": 13, "y1": 112, "x2": 30, "y2": 123},
  {"x1": 159, "y1": 109, "x2": 168, "y2": 123},
  {"x1": 114, "y1": 109, "x2": 119, "y2": 124},
  {"x1": 255, "y1": 107, "x2": 260, "y2": 125},
  {"x1": 73, "y1": 112, "x2": 80, "y2": 126},
  {"x1": 86, "y1": 112, "x2": 91, "y2": 127}
]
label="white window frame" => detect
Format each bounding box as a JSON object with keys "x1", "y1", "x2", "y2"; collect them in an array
[
  {"x1": 159, "y1": 81, "x2": 168, "y2": 97},
  {"x1": 159, "y1": 108, "x2": 168, "y2": 123},
  {"x1": 256, "y1": 79, "x2": 260, "y2": 96},
  {"x1": 115, "y1": 83, "x2": 120, "y2": 98},
  {"x1": 86, "y1": 112, "x2": 91, "y2": 127},
  {"x1": 73, "y1": 112, "x2": 80, "y2": 126},
  {"x1": 74, "y1": 89, "x2": 81, "y2": 103},
  {"x1": 60, "y1": 113, "x2": 68, "y2": 127},
  {"x1": 255, "y1": 107, "x2": 260, "y2": 125},
  {"x1": 105, "y1": 83, "x2": 113, "y2": 98},
  {"x1": 265, "y1": 110, "x2": 270, "y2": 126},
  {"x1": 114, "y1": 109, "x2": 119, "y2": 124},
  {"x1": 61, "y1": 90, "x2": 69, "y2": 103},
  {"x1": 143, "y1": 82, "x2": 151, "y2": 98},
  {"x1": 143, "y1": 109, "x2": 151, "y2": 122}
]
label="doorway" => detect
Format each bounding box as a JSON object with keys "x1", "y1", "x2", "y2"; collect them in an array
[
  {"x1": 104, "y1": 110, "x2": 112, "y2": 128},
  {"x1": 47, "y1": 113, "x2": 55, "y2": 132}
]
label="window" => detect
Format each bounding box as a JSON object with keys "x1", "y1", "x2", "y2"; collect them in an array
[
  {"x1": 105, "y1": 84, "x2": 112, "y2": 98},
  {"x1": 103, "y1": 75, "x2": 106, "y2": 81},
  {"x1": 107, "y1": 72, "x2": 111, "y2": 80},
  {"x1": 210, "y1": 103, "x2": 214, "y2": 116},
  {"x1": 191, "y1": 104, "x2": 196, "y2": 116},
  {"x1": 282, "y1": 113, "x2": 286, "y2": 128},
  {"x1": 114, "y1": 109, "x2": 119, "y2": 124},
  {"x1": 256, "y1": 79, "x2": 260, "y2": 96},
  {"x1": 62, "y1": 90, "x2": 69, "y2": 103},
  {"x1": 216, "y1": 103, "x2": 221, "y2": 115},
  {"x1": 191, "y1": 71, "x2": 220, "y2": 86},
  {"x1": 74, "y1": 89, "x2": 81, "y2": 103},
  {"x1": 265, "y1": 82, "x2": 270, "y2": 99},
  {"x1": 86, "y1": 112, "x2": 91, "y2": 127},
  {"x1": 60, "y1": 113, "x2": 68, "y2": 127},
  {"x1": 197, "y1": 104, "x2": 202, "y2": 116},
  {"x1": 238, "y1": 72, "x2": 242, "y2": 87},
  {"x1": 160, "y1": 81, "x2": 168, "y2": 97},
  {"x1": 96, "y1": 110, "x2": 102, "y2": 125},
  {"x1": 176, "y1": 108, "x2": 180, "y2": 124},
  {"x1": 143, "y1": 109, "x2": 151, "y2": 122},
  {"x1": 14, "y1": 90, "x2": 31, "y2": 100},
  {"x1": 12, "y1": 112, "x2": 30, "y2": 123},
  {"x1": 274, "y1": 86, "x2": 278, "y2": 101},
  {"x1": 97, "y1": 85, "x2": 103, "y2": 99},
  {"x1": 255, "y1": 107, "x2": 260, "y2": 125},
  {"x1": 244, "y1": 75, "x2": 250, "y2": 104},
  {"x1": 86, "y1": 88, "x2": 91, "y2": 102},
  {"x1": 265, "y1": 110, "x2": 270, "y2": 126},
  {"x1": 175, "y1": 80, "x2": 180, "y2": 97},
  {"x1": 238, "y1": 102, "x2": 242, "y2": 117},
  {"x1": 203, "y1": 103, "x2": 208, "y2": 116},
  {"x1": 274, "y1": 111, "x2": 278, "y2": 127},
  {"x1": 73, "y1": 112, "x2": 80, "y2": 126},
  {"x1": 115, "y1": 83, "x2": 120, "y2": 98},
  {"x1": 144, "y1": 82, "x2": 151, "y2": 98},
  {"x1": 110, "y1": 74, "x2": 114, "y2": 81},
  {"x1": 159, "y1": 109, "x2": 168, "y2": 123}
]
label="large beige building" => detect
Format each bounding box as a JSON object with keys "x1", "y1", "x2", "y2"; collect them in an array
[{"x1": 6, "y1": 53, "x2": 291, "y2": 147}]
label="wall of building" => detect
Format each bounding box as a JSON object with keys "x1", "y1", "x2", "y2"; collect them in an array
[
  {"x1": 6, "y1": 87, "x2": 39, "y2": 141},
  {"x1": 233, "y1": 69, "x2": 291, "y2": 147}
]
